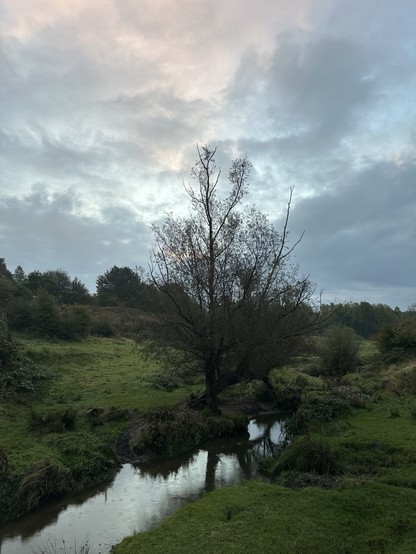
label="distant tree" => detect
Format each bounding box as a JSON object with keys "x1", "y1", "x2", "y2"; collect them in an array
[
  {"x1": 147, "y1": 146, "x2": 323, "y2": 412},
  {"x1": 377, "y1": 320, "x2": 416, "y2": 362},
  {"x1": 13, "y1": 266, "x2": 26, "y2": 284},
  {"x1": 25, "y1": 270, "x2": 90, "y2": 304},
  {"x1": 321, "y1": 302, "x2": 399, "y2": 339},
  {"x1": 318, "y1": 326, "x2": 360, "y2": 376},
  {"x1": 70, "y1": 277, "x2": 90, "y2": 304},
  {"x1": 96, "y1": 266, "x2": 144, "y2": 307},
  {"x1": 0, "y1": 259, "x2": 13, "y2": 281}
]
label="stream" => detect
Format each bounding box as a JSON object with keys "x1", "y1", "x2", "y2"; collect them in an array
[{"x1": 0, "y1": 414, "x2": 285, "y2": 554}]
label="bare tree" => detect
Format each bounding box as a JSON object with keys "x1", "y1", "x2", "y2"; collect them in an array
[{"x1": 149, "y1": 146, "x2": 322, "y2": 412}]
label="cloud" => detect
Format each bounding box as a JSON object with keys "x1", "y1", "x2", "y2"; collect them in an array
[
  {"x1": 1, "y1": 0, "x2": 416, "y2": 308},
  {"x1": 286, "y1": 158, "x2": 416, "y2": 308},
  {"x1": 0, "y1": 187, "x2": 151, "y2": 291}
]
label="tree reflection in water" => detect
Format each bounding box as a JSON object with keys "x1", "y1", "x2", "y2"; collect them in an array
[{"x1": 0, "y1": 414, "x2": 285, "y2": 554}]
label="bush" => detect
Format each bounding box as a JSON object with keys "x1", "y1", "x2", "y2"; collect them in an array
[
  {"x1": 91, "y1": 319, "x2": 115, "y2": 337},
  {"x1": 130, "y1": 409, "x2": 247, "y2": 458},
  {"x1": 318, "y1": 326, "x2": 360, "y2": 376},
  {"x1": 285, "y1": 393, "x2": 352, "y2": 436},
  {"x1": 85, "y1": 406, "x2": 130, "y2": 426},
  {"x1": 6, "y1": 297, "x2": 34, "y2": 331},
  {"x1": 206, "y1": 414, "x2": 247, "y2": 438},
  {"x1": 32, "y1": 291, "x2": 63, "y2": 338},
  {"x1": 131, "y1": 408, "x2": 208, "y2": 457},
  {"x1": 60, "y1": 306, "x2": 91, "y2": 340},
  {"x1": 0, "y1": 315, "x2": 46, "y2": 396},
  {"x1": 377, "y1": 321, "x2": 416, "y2": 362},
  {"x1": 399, "y1": 366, "x2": 416, "y2": 394},
  {"x1": 265, "y1": 436, "x2": 341, "y2": 476}
]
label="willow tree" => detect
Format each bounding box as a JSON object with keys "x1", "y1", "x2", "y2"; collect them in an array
[{"x1": 149, "y1": 146, "x2": 321, "y2": 412}]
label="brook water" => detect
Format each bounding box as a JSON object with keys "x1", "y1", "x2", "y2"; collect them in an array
[{"x1": 0, "y1": 414, "x2": 285, "y2": 554}]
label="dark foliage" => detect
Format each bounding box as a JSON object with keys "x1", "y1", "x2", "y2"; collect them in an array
[
  {"x1": 318, "y1": 326, "x2": 360, "y2": 376},
  {"x1": 0, "y1": 315, "x2": 46, "y2": 397},
  {"x1": 377, "y1": 320, "x2": 416, "y2": 362},
  {"x1": 321, "y1": 301, "x2": 400, "y2": 339},
  {"x1": 285, "y1": 393, "x2": 352, "y2": 436}
]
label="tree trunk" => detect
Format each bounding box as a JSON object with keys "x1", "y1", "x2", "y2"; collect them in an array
[{"x1": 205, "y1": 363, "x2": 221, "y2": 414}]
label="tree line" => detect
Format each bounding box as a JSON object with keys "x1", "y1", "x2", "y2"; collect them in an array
[{"x1": 0, "y1": 262, "x2": 414, "y2": 341}]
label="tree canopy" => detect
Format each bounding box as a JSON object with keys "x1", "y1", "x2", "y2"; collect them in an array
[
  {"x1": 96, "y1": 265, "x2": 147, "y2": 307},
  {"x1": 147, "y1": 146, "x2": 322, "y2": 411}
]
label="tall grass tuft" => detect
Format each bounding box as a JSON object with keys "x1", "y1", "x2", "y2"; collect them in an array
[
  {"x1": 17, "y1": 458, "x2": 73, "y2": 511},
  {"x1": 29, "y1": 407, "x2": 77, "y2": 434},
  {"x1": 268, "y1": 436, "x2": 341, "y2": 476}
]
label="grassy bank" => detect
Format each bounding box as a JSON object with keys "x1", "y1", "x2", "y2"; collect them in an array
[
  {"x1": 113, "y1": 350, "x2": 416, "y2": 554},
  {"x1": 112, "y1": 479, "x2": 416, "y2": 553},
  {"x1": 0, "y1": 336, "x2": 201, "y2": 523}
]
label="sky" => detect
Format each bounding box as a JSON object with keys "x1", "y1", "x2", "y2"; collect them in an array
[{"x1": 1, "y1": 0, "x2": 415, "y2": 309}]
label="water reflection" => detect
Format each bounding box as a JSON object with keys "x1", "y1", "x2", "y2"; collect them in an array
[{"x1": 0, "y1": 414, "x2": 285, "y2": 554}]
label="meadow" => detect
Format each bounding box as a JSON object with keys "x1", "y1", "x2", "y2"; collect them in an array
[{"x1": 0, "y1": 336, "x2": 200, "y2": 522}]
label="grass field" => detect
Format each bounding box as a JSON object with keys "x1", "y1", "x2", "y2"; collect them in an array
[{"x1": 0, "y1": 335, "x2": 201, "y2": 521}]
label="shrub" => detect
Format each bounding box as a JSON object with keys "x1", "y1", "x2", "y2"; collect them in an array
[
  {"x1": 130, "y1": 409, "x2": 247, "y2": 458},
  {"x1": 32, "y1": 291, "x2": 63, "y2": 338},
  {"x1": 318, "y1": 326, "x2": 360, "y2": 376},
  {"x1": 285, "y1": 393, "x2": 352, "y2": 436},
  {"x1": 91, "y1": 319, "x2": 115, "y2": 337},
  {"x1": 267, "y1": 437, "x2": 341, "y2": 476},
  {"x1": 206, "y1": 415, "x2": 245, "y2": 438},
  {"x1": 389, "y1": 407, "x2": 401, "y2": 418},
  {"x1": 60, "y1": 306, "x2": 91, "y2": 340},
  {"x1": 399, "y1": 366, "x2": 416, "y2": 394},
  {"x1": 6, "y1": 297, "x2": 34, "y2": 331},
  {"x1": 377, "y1": 321, "x2": 416, "y2": 362},
  {"x1": 0, "y1": 315, "x2": 47, "y2": 396}
]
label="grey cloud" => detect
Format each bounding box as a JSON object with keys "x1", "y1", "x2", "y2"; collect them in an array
[
  {"x1": 229, "y1": 34, "x2": 379, "y2": 155},
  {"x1": 2, "y1": 0, "x2": 416, "y2": 310},
  {"x1": 0, "y1": 188, "x2": 151, "y2": 291},
  {"x1": 285, "y1": 160, "x2": 416, "y2": 308}
]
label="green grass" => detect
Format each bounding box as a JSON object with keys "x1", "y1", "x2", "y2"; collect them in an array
[
  {"x1": 0, "y1": 336, "x2": 202, "y2": 521},
  {"x1": 113, "y1": 352, "x2": 416, "y2": 554},
  {"x1": 1, "y1": 337, "x2": 201, "y2": 471},
  {"x1": 323, "y1": 394, "x2": 416, "y2": 488},
  {"x1": 112, "y1": 480, "x2": 416, "y2": 554},
  {"x1": 22, "y1": 336, "x2": 198, "y2": 410}
]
